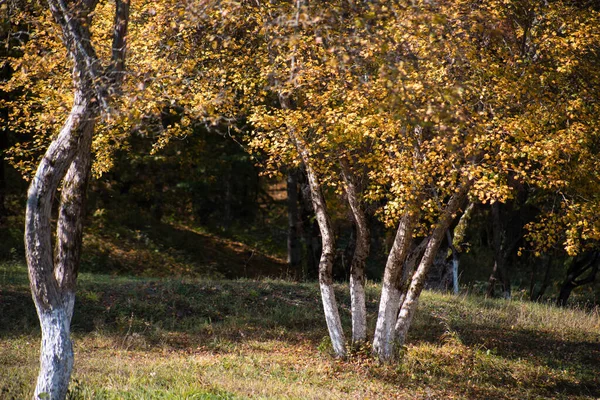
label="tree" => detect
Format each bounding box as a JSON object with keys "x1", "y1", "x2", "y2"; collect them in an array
[
  {"x1": 12, "y1": 0, "x2": 130, "y2": 397},
  {"x1": 138, "y1": 0, "x2": 600, "y2": 362},
  {"x1": 557, "y1": 251, "x2": 600, "y2": 306},
  {"x1": 340, "y1": 159, "x2": 370, "y2": 344}
]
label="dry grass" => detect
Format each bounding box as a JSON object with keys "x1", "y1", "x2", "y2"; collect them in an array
[{"x1": 1, "y1": 263, "x2": 599, "y2": 399}]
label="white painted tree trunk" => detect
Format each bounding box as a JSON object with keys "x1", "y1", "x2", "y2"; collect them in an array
[
  {"x1": 319, "y1": 276, "x2": 346, "y2": 356},
  {"x1": 340, "y1": 161, "x2": 369, "y2": 345},
  {"x1": 373, "y1": 280, "x2": 402, "y2": 360},
  {"x1": 452, "y1": 257, "x2": 460, "y2": 295},
  {"x1": 26, "y1": 91, "x2": 96, "y2": 399},
  {"x1": 33, "y1": 115, "x2": 94, "y2": 400},
  {"x1": 281, "y1": 94, "x2": 346, "y2": 357},
  {"x1": 349, "y1": 273, "x2": 367, "y2": 344},
  {"x1": 25, "y1": 2, "x2": 129, "y2": 398},
  {"x1": 445, "y1": 229, "x2": 461, "y2": 295},
  {"x1": 394, "y1": 182, "x2": 471, "y2": 348},
  {"x1": 303, "y1": 160, "x2": 346, "y2": 357},
  {"x1": 26, "y1": 94, "x2": 94, "y2": 400},
  {"x1": 372, "y1": 212, "x2": 417, "y2": 361},
  {"x1": 34, "y1": 293, "x2": 75, "y2": 400}
]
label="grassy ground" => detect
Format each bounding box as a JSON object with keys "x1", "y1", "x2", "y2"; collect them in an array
[
  {"x1": 80, "y1": 213, "x2": 289, "y2": 280},
  {"x1": 1, "y1": 262, "x2": 599, "y2": 399}
]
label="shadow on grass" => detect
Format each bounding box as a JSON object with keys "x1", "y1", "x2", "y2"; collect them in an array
[
  {"x1": 81, "y1": 219, "x2": 289, "y2": 280},
  {"x1": 406, "y1": 302, "x2": 600, "y2": 398},
  {"x1": 2, "y1": 266, "x2": 598, "y2": 398},
  {"x1": 0, "y1": 272, "x2": 328, "y2": 345}
]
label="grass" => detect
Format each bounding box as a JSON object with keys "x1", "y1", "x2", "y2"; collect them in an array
[
  {"x1": 1, "y1": 262, "x2": 599, "y2": 399},
  {"x1": 81, "y1": 214, "x2": 289, "y2": 280}
]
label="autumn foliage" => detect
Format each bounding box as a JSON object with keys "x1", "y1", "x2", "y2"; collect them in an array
[{"x1": 2, "y1": 0, "x2": 600, "y2": 371}]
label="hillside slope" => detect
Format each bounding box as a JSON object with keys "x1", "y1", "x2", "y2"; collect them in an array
[{"x1": 1, "y1": 263, "x2": 599, "y2": 399}]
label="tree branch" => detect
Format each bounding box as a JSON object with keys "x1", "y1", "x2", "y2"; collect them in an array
[
  {"x1": 109, "y1": 0, "x2": 130, "y2": 87},
  {"x1": 47, "y1": 0, "x2": 110, "y2": 112}
]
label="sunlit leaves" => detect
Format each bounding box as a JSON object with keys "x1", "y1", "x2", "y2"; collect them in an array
[{"x1": 4, "y1": 0, "x2": 600, "y2": 255}]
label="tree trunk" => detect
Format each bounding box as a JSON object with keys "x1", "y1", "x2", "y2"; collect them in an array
[
  {"x1": 447, "y1": 202, "x2": 474, "y2": 295},
  {"x1": 34, "y1": 118, "x2": 94, "y2": 399},
  {"x1": 372, "y1": 211, "x2": 417, "y2": 361},
  {"x1": 557, "y1": 252, "x2": 599, "y2": 307},
  {"x1": 286, "y1": 170, "x2": 301, "y2": 276},
  {"x1": 26, "y1": 1, "x2": 129, "y2": 397},
  {"x1": 279, "y1": 91, "x2": 346, "y2": 356},
  {"x1": 55, "y1": 120, "x2": 94, "y2": 290},
  {"x1": 302, "y1": 158, "x2": 346, "y2": 356},
  {"x1": 340, "y1": 160, "x2": 369, "y2": 345},
  {"x1": 34, "y1": 292, "x2": 76, "y2": 400},
  {"x1": 446, "y1": 230, "x2": 460, "y2": 295},
  {"x1": 398, "y1": 237, "x2": 429, "y2": 310},
  {"x1": 557, "y1": 280, "x2": 576, "y2": 307},
  {"x1": 394, "y1": 182, "x2": 471, "y2": 350},
  {"x1": 487, "y1": 203, "x2": 512, "y2": 299},
  {"x1": 26, "y1": 87, "x2": 97, "y2": 399}
]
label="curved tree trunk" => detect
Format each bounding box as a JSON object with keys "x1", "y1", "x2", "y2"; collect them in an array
[
  {"x1": 35, "y1": 117, "x2": 94, "y2": 399},
  {"x1": 340, "y1": 160, "x2": 369, "y2": 345},
  {"x1": 279, "y1": 90, "x2": 345, "y2": 356},
  {"x1": 557, "y1": 252, "x2": 599, "y2": 307},
  {"x1": 394, "y1": 181, "x2": 471, "y2": 349},
  {"x1": 26, "y1": 88, "x2": 97, "y2": 399},
  {"x1": 26, "y1": 1, "x2": 129, "y2": 397},
  {"x1": 372, "y1": 211, "x2": 417, "y2": 361},
  {"x1": 303, "y1": 158, "x2": 346, "y2": 356}
]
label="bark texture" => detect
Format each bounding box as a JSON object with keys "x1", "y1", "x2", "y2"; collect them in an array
[
  {"x1": 34, "y1": 293, "x2": 75, "y2": 400},
  {"x1": 394, "y1": 182, "x2": 471, "y2": 350},
  {"x1": 340, "y1": 160, "x2": 369, "y2": 344},
  {"x1": 26, "y1": 89, "x2": 96, "y2": 307},
  {"x1": 280, "y1": 93, "x2": 346, "y2": 357},
  {"x1": 302, "y1": 155, "x2": 346, "y2": 357},
  {"x1": 25, "y1": 1, "x2": 129, "y2": 398},
  {"x1": 27, "y1": 87, "x2": 97, "y2": 400},
  {"x1": 372, "y1": 212, "x2": 417, "y2": 361}
]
